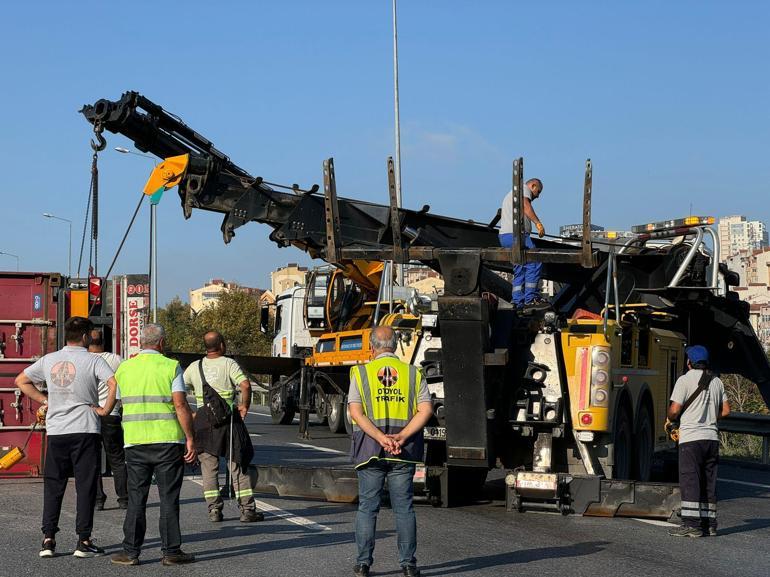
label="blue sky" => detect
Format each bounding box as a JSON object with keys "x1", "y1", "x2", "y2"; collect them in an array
[{"x1": 2, "y1": 1, "x2": 768, "y2": 304}]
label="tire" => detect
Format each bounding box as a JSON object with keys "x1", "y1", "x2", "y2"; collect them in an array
[
  {"x1": 612, "y1": 408, "x2": 633, "y2": 480},
  {"x1": 270, "y1": 386, "x2": 295, "y2": 425},
  {"x1": 634, "y1": 404, "x2": 654, "y2": 482},
  {"x1": 327, "y1": 400, "x2": 347, "y2": 434},
  {"x1": 313, "y1": 393, "x2": 329, "y2": 426}
]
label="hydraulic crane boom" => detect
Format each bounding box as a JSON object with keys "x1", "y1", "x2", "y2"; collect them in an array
[{"x1": 80, "y1": 91, "x2": 770, "y2": 406}]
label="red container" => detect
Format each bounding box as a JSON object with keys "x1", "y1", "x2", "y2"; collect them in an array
[{"x1": 0, "y1": 272, "x2": 62, "y2": 477}]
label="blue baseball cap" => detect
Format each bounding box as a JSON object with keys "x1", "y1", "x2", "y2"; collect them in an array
[{"x1": 686, "y1": 345, "x2": 709, "y2": 364}]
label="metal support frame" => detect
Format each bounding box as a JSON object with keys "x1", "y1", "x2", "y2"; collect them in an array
[
  {"x1": 387, "y1": 156, "x2": 404, "y2": 264},
  {"x1": 581, "y1": 159, "x2": 593, "y2": 268},
  {"x1": 322, "y1": 158, "x2": 342, "y2": 263},
  {"x1": 511, "y1": 157, "x2": 524, "y2": 265}
]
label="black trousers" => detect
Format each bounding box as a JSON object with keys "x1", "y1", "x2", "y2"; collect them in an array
[
  {"x1": 42, "y1": 433, "x2": 101, "y2": 540},
  {"x1": 95, "y1": 415, "x2": 128, "y2": 505},
  {"x1": 679, "y1": 440, "x2": 719, "y2": 529},
  {"x1": 123, "y1": 443, "x2": 185, "y2": 557}
]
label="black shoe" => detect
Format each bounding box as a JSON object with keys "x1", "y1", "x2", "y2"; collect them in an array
[
  {"x1": 39, "y1": 538, "x2": 56, "y2": 558},
  {"x1": 73, "y1": 538, "x2": 105, "y2": 558},
  {"x1": 668, "y1": 525, "x2": 703, "y2": 538},
  {"x1": 118, "y1": 500, "x2": 129, "y2": 510},
  {"x1": 353, "y1": 565, "x2": 370, "y2": 577},
  {"x1": 161, "y1": 551, "x2": 195, "y2": 566},
  {"x1": 111, "y1": 552, "x2": 139, "y2": 566},
  {"x1": 95, "y1": 501, "x2": 105, "y2": 511},
  {"x1": 402, "y1": 566, "x2": 421, "y2": 577},
  {"x1": 523, "y1": 297, "x2": 551, "y2": 312},
  {"x1": 239, "y1": 510, "x2": 265, "y2": 523}
]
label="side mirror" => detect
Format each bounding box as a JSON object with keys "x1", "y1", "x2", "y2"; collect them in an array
[{"x1": 259, "y1": 306, "x2": 270, "y2": 333}]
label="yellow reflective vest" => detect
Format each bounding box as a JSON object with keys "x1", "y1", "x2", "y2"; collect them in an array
[
  {"x1": 116, "y1": 353, "x2": 184, "y2": 446},
  {"x1": 350, "y1": 356, "x2": 423, "y2": 468}
]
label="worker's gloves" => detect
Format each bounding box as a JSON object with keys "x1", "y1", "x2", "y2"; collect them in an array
[
  {"x1": 536, "y1": 222, "x2": 546, "y2": 238},
  {"x1": 35, "y1": 404, "x2": 48, "y2": 427}
]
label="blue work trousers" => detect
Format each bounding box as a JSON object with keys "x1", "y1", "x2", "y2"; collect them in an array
[
  {"x1": 499, "y1": 232, "x2": 542, "y2": 305},
  {"x1": 355, "y1": 460, "x2": 417, "y2": 569}
]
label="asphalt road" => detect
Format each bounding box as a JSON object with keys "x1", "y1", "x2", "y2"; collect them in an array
[{"x1": 2, "y1": 406, "x2": 769, "y2": 577}]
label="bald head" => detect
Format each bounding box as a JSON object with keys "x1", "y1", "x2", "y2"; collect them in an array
[
  {"x1": 204, "y1": 331, "x2": 226, "y2": 355},
  {"x1": 370, "y1": 326, "x2": 397, "y2": 355},
  {"x1": 526, "y1": 178, "x2": 543, "y2": 198}
]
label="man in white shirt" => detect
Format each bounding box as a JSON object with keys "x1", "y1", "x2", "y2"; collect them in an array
[
  {"x1": 499, "y1": 177, "x2": 547, "y2": 310},
  {"x1": 88, "y1": 329, "x2": 127, "y2": 510}
]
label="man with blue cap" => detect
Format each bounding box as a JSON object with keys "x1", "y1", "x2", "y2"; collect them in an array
[{"x1": 667, "y1": 345, "x2": 730, "y2": 537}]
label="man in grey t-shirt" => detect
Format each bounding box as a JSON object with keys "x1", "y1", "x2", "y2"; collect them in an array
[
  {"x1": 15, "y1": 317, "x2": 117, "y2": 559},
  {"x1": 498, "y1": 177, "x2": 547, "y2": 310},
  {"x1": 666, "y1": 345, "x2": 730, "y2": 538}
]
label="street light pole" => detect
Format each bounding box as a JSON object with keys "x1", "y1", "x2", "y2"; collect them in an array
[
  {"x1": 0, "y1": 251, "x2": 20, "y2": 271},
  {"x1": 115, "y1": 147, "x2": 158, "y2": 322},
  {"x1": 42, "y1": 213, "x2": 72, "y2": 278},
  {"x1": 392, "y1": 0, "x2": 404, "y2": 286}
]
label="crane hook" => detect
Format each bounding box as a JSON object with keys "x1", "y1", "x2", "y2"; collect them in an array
[{"x1": 90, "y1": 122, "x2": 106, "y2": 152}]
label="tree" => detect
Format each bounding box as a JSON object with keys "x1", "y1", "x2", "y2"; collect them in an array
[
  {"x1": 157, "y1": 297, "x2": 198, "y2": 352},
  {"x1": 195, "y1": 290, "x2": 271, "y2": 355},
  {"x1": 158, "y1": 291, "x2": 270, "y2": 356}
]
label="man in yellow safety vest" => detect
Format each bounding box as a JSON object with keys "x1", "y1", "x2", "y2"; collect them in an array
[
  {"x1": 348, "y1": 326, "x2": 433, "y2": 577},
  {"x1": 110, "y1": 324, "x2": 197, "y2": 566}
]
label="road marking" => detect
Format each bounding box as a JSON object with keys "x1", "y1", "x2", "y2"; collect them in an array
[
  {"x1": 249, "y1": 433, "x2": 262, "y2": 437},
  {"x1": 633, "y1": 518, "x2": 678, "y2": 527},
  {"x1": 187, "y1": 479, "x2": 330, "y2": 531},
  {"x1": 248, "y1": 410, "x2": 273, "y2": 418},
  {"x1": 252, "y1": 499, "x2": 331, "y2": 531},
  {"x1": 289, "y1": 442, "x2": 346, "y2": 455},
  {"x1": 719, "y1": 478, "x2": 770, "y2": 490}
]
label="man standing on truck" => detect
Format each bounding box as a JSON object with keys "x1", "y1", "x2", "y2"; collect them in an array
[
  {"x1": 14, "y1": 316, "x2": 117, "y2": 559},
  {"x1": 89, "y1": 329, "x2": 127, "y2": 511},
  {"x1": 667, "y1": 345, "x2": 730, "y2": 537},
  {"x1": 183, "y1": 331, "x2": 263, "y2": 523},
  {"x1": 110, "y1": 324, "x2": 197, "y2": 566},
  {"x1": 499, "y1": 177, "x2": 549, "y2": 310},
  {"x1": 348, "y1": 326, "x2": 433, "y2": 577}
]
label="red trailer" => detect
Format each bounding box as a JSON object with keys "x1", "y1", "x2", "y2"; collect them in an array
[{"x1": 0, "y1": 272, "x2": 64, "y2": 477}]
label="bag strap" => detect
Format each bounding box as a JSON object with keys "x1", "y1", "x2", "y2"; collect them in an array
[
  {"x1": 198, "y1": 359, "x2": 220, "y2": 402},
  {"x1": 680, "y1": 369, "x2": 712, "y2": 417}
]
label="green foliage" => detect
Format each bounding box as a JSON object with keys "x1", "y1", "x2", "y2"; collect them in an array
[
  {"x1": 158, "y1": 291, "x2": 270, "y2": 356},
  {"x1": 719, "y1": 373, "x2": 768, "y2": 461}
]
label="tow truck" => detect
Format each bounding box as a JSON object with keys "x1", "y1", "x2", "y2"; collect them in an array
[{"x1": 81, "y1": 92, "x2": 770, "y2": 515}]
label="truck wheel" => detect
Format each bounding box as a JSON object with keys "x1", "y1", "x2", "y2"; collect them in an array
[
  {"x1": 328, "y1": 400, "x2": 347, "y2": 434},
  {"x1": 634, "y1": 404, "x2": 654, "y2": 482},
  {"x1": 270, "y1": 390, "x2": 296, "y2": 425},
  {"x1": 612, "y1": 409, "x2": 633, "y2": 480},
  {"x1": 314, "y1": 394, "x2": 329, "y2": 426}
]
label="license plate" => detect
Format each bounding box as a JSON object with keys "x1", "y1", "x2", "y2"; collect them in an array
[
  {"x1": 515, "y1": 472, "x2": 557, "y2": 491},
  {"x1": 423, "y1": 426, "x2": 446, "y2": 440}
]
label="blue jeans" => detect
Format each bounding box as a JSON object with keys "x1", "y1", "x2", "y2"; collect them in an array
[
  {"x1": 355, "y1": 460, "x2": 417, "y2": 568},
  {"x1": 499, "y1": 232, "x2": 542, "y2": 305}
]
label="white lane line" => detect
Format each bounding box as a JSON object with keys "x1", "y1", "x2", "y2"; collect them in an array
[
  {"x1": 247, "y1": 411, "x2": 273, "y2": 418},
  {"x1": 252, "y1": 499, "x2": 331, "y2": 532},
  {"x1": 187, "y1": 479, "x2": 330, "y2": 531},
  {"x1": 289, "y1": 442, "x2": 346, "y2": 455},
  {"x1": 719, "y1": 478, "x2": 770, "y2": 490},
  {"x1": 633, "y1": 518, "x2": 678, "y2": 527},
  {"x1": 249, "y1": 433, "x2": 262, "y2": 437}
]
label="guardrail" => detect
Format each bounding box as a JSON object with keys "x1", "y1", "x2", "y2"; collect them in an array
[
  {"x1": 251, "y1": 381, "x2": 269, "y2": 407},
  {"x1": 719, "y1": 412, "x2": 770, "y2": 465}
]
